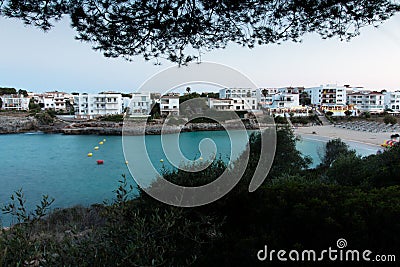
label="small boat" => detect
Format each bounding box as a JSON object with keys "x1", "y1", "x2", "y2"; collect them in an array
[{"x1": 97, "y1": 160, "x2": 104, "y2": 165}]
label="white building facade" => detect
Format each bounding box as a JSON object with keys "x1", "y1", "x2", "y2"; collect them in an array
[
  {"x1": 347, "y1": 91, "x2": 385, "y2": 114},
  {"x1": 208, "y1": 98, "x2": 233, "y2": 110},
  {"x1": 127, "y1": 92, "x2": 153, "y2": 117},
  {"x1": 219, "y1": 88, "x2": 261, "y2": 103},
  {"x1": 0, "y1": 94, "x2": 30, "y2": 111},
  {"x1": 74, "y1": 92, "x2": 123, "y2": 119},
  {"x1": 218, "y1": 88, "x2": 260, "y2": 110},
  {"x1": 259, "y1": 88, "x2": 278, "y2": 107},
  {"x1": 42, "y1": 91, "x2": 73, "y2": 112},
  {"x1": 160, "y1": 94, "x2": 180, "y2": 116},
  {"x1": 384, "y1": 91, "x2": 400, "y2": 112},
  {"x1": 305, "y1": 84, "x2": 347, "y2": 107},
  {"x1": 269, "y1": 93, "x2": 300, "y2": 109}
]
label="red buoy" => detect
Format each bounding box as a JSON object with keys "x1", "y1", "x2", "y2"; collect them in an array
[{"x1": 97, "y1": 160, "x2": 104, "y2": 165}]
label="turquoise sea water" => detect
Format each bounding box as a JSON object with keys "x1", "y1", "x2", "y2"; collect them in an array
[
  {"x1": 0, "y1": 131, "x2": 378, "y2": 226},
  {"x1": 297, "y1": 134, "x2": 379, "y2": 168}
]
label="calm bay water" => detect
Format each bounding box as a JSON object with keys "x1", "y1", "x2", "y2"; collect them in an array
[{"x1": 0, "y1": 131, "x2": 378, "y2": 225}]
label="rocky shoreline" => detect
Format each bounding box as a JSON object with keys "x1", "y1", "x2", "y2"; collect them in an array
[{"x1": 0, "y1": 114, "x2": 260, "y2": 135}]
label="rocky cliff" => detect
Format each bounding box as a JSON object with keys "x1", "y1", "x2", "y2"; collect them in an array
[{"x1": 0, "y1": 114, "x2": 38, "y2": 134}]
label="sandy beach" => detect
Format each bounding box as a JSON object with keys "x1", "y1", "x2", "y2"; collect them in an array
[{"x1": 294, "y1": 125, "x2": 397, "y2": 147}]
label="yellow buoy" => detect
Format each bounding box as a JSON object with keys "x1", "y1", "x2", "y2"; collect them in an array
[
  {"x1": 87, "y1": 153, "x2": 93, "y2": 157},
  {"x1": 94, "y1": 146, "x2": 99, "y2": 150},
  {"x1": 99, "y1": 141, "x2": 104, "y2": 145},
  {"x1": 160, "y1": 159, "x2": 164, "y2": 162}
]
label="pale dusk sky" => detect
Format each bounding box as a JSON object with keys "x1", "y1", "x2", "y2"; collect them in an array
[{"x1": 0, "y1": 14, "x2": 399, "y2": 93}]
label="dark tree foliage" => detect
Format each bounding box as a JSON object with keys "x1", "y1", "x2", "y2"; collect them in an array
[
  {"x1": 0, "y1": 87, "x2": 17, "y2": 95},
  {"x1": 1, "y1": 0, "x2": 399, "y2": 63},
  {"x1": 18, "y1": 89, "x2": 28, "y2": 97},
  {"x1": 319, "y1": 138, "x2": 355, "y2": 167},
  {"x1": 179, "y1": 92, "x2": 201, "y2": 103},
  {"x1": 384, "y1": 114, "x2": 397, "y2": 124}
]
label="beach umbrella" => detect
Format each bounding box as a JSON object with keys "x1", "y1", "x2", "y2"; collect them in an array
[{"x1": 382, "y1": 140, "x2": 398, "y2": 148}]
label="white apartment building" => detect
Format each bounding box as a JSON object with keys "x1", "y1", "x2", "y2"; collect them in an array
[
  {"x1": 219, "y1": 88, "x2": 261, "y2": 103},
  {"x1": 218, "y1": 88, "x2": 260, "y2": 110},
  {"x1": 0, "y1": 94, "x2": 30, "y2": 111},
  {"x1": 160, "y1": 94, "x2": 180, "y2": 116},
  {"x1": 347, "y1": 91, "x2": 385, "y2": 114},
  {"x1": 208, "y1": 98, "x2": 234, "y2": 110},
  {"x1": 74, "y1": 92, "x2": 123, "y2": 119},
  {"x1": 126, "y1": 92, "x2": 152, "y2": 117},
  {"x1": 384, "y1": 91, "x2": 400, "y2": 112},
  {"x1": 278, "y1": 87, "x2": 305, "y2": 94},
  {"x1": 208, "y1": 97, "x2": 258, "y2": 111},
  {"x1": 269, "y1": 93, "x2": 300, "y2": 109},
  {"x1": 41, "y1": 91, "x2": 74, "y2": 112},
  {"x1": 259, "y1": 88, "x2": 278, "y2": 106},
  {"x1": 305, "y1": 84, "x2": 347, "y2": 107}
]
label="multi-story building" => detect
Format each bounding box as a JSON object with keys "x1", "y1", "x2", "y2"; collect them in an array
[
  {"x1": 259, "y1": 88, "x2": 278, "y2": 107},
  {"x1": 0, "y1": 94, "x2": 30, "y2": 111},
  {"x1": 278, "y1": 87, "x2": 305, "y2": 94},
  {"x1": 269, "y1": 93, "x2": 300, "y2": 109},
  {"x1": 218, "y1": 88, "x2": 260, "y2": 110},
  {"x1": 160, "y1": 94, "x2": 180, "y2": 116},
  {"x1": 74, "y1": 92, "x2": 123, "y2": 119},
  {"x1": 219, "y1": 88, "x2": 261, "y2": 103},
  {"x1": 42, "y1": 91, "x2": 74, "y2": 112},
  {"x1": 347, "y1": 91, "x2": 385, "y2": 114},
  {"x1": 305, "y1": 84, "x2": 347, "y2": 107},
  {"x1": 304, "y1": 84, "x2": 348, "y2": 116},
  {"x1": 126, "y1": 92, "x2": 153, "y2": 117},
  {"x1": 384, "y1": 91, "x2": 400, "y2": 112},
  {"x1": 208, "y1": 97, "x2": 259, "y2": 111},
  {"x1": 208, "y1": 98, "x2": 234, "y2": 110}
]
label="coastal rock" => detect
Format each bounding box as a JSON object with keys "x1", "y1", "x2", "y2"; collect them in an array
[{"x1": 0, "y1": 115, "x2": 38, "y2": 134}]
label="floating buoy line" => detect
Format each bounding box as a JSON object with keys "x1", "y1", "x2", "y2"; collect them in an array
[{"x1": 86, "y1": 138, "x2": 128, "y2": 166}]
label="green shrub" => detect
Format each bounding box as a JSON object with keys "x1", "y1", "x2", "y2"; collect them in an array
[
  {"x1": 384, "y1": 114, "x2": 397, "y2": 125},
  {"x1": 100, "y1": 114, "x2": 124, "y2": 122}
]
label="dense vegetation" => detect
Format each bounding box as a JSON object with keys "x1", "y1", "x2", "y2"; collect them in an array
[
  {"x1": 99, "y1": 114, "x2": 124, "y2": 122},
  {"x1": 1, "y1": 127, "x2": 399, "y2": 266},
  {"x1": 0, "y1": 87, "x2": 28, "y2": 97}
]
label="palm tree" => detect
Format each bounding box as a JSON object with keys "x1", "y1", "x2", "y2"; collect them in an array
[
  {"x1": 186, "y1": 87, "x2": 191, "y2": 94},
  {"x1": 261, "y1": 89, "x2": 269, "y2": 104}
]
